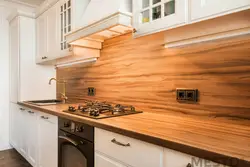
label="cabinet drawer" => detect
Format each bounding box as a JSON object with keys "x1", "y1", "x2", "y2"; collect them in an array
[
  {"x1": 39, "y1": 112, "x2": 58, "y2": 124},
  {"x1": 95, "y1": 128, "x2": 163, "y2": 167},
  {"x1": 164, "y1": 148, "x2": 228, "y2": 167}
]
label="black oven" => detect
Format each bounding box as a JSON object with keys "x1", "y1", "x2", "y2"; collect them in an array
[{"x1": 58, "y1": 118, "x2": 94, "y2": 167}]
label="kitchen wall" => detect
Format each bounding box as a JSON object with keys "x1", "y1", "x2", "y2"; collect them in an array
[
  {"x1": 0, "y1": 7, "x2": 11, "y2": 151},
  {"x1": 57, "y1": 29, "x2": 250, "y2": 124}
]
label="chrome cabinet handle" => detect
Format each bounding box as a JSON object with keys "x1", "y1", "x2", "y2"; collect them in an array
[
  {"x1": 19, "y1": 108, "x2": 25, "y2": 111},
  {"x1": 28, "y1": 111, "x2": 34, "y2": 114},
  {"x1": 41, "y1": 116, "x2": 49, "y2": 119},
  {"x1": 111, "y1": 138, "x2": 130, "y2": 147},
  {"x1": 42, "y1": 56, "x2": 48, "y2": 59}
]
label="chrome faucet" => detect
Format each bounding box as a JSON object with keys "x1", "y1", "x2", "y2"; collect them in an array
[{"x1": 49, "y1": 78, "x2": 68, "y2": 103}]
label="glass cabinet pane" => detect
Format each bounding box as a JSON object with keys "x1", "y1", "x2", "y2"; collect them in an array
[
  {"x1": 141, "y1": 10, "x2": 149, "y2": 23},
  {"x1": 142, "y1": 0, "x2": 149, "y2": 8},
  {"x1": 68, "y1": 8, "x2": 71, "y2": 25},
  {"x1": 153, "y1": 0, "x2": 161, "y2": 5},
  {"x1": 68, "y1": 0, "x2": 71, "y2": 7},
  {"x1": 152, "y1": 5, "x2": 161, "y2": 20},
  {"x1": 164, "y1": 0, "x2": 175, "y2": 16}
]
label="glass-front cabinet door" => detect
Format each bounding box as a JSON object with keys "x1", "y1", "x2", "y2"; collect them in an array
[
  {"x1": 133, "y1": 0, "x2": 188, "y2": 37},
  {"x1": 60, "y1": 0, "x2": 72, "y2": 56}
]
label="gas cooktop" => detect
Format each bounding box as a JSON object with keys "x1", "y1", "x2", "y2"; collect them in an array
[{"x1": 63, "y1": 101, "x2": 143, "y2": 119}]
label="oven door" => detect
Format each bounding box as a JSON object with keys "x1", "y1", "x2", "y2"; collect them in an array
[{"x1": 58, "y1": 130, "x2": 94, "y2": 167}]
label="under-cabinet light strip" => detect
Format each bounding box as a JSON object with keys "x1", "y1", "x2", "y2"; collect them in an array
[
  {"x1": 164, "y1": 28, "x2": 250, "y2": 48},
  {"x1": 56, "y1": 58, "x2": 97, "y2": 68}
]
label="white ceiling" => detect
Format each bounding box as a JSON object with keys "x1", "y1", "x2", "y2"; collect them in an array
[{"x1": 5, "y1": 0, "x2": 45, "y2": 7}]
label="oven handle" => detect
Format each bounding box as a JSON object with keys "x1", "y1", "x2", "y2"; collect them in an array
[{"x1": 59, "y1": 136, "x2": 79, "y2": 146}]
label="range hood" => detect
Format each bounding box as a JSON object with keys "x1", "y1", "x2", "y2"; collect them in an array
[{"x1": 66, "y1": 0, "x2": 134, "y2": 49}]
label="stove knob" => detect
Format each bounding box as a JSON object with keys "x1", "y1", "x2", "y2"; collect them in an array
[
  {"x1": 94, "y1": 111, "x2": 100, "y2": 117},
  {"x1": 68, "y1": 106, "x2": 76, "y2": 112},
  {"x1": 76, "y1": 126, "x2": 84, "y2": 132}
]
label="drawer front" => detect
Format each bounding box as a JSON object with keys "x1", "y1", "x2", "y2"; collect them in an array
[
  {"x1": 39, "y1": 112, "x2": 58, "y2": 124},
  {"x1": 164, "y1": 148, "x2": 228, "y2": 167},
  {"x1": 95, "y1": 128, "x2": 163, "y2": 167}
]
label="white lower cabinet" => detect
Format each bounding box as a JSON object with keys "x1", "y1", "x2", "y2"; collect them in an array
[
  {"x1": 26, "y1": 109, "x2": 39, "y2": 167},
  {"x1": 38, "y1": 112, "x2": 58, "y2": 167},
  {"x1": 164, "y1": 148, "x2": 228, "y2": 167},
  {"x1": 95, "y1": 128, "x2": 229, "y2": 167},
  {"x1": 95, "y1": 128, "x2": 164, "y2": 167},
  {"x1": 9, "y1": 103, "x2": 21, "y2": 151},
  {"x1": 10, "y1": 106, "x2": 58, "y2": 167},
  {"x1": 95, "y1": 152, "x2": 128, "y2": 167},
  {"x1": 9, "y1": 105, "x2": 38, "y2": 166}
]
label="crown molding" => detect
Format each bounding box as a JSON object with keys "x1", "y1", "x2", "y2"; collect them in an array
[
  {"x1": 4, "y1": 0, "x2": 39, "y2": 8},
  {"x1": 7, "y1": 10, "x2": 35, "y2": 22}
]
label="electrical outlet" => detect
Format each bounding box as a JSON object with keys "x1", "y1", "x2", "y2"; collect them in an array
[
  {"x1": 176, "y1": 88, "x2": 198, "y2": 102},
  {"x1": 88, "y1": 87, "x2": 96, "y2": 96}
]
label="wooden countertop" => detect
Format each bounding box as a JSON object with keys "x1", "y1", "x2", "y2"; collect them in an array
[{"x1": 18, "y1": 102, "x2": 250, "y2": 167}]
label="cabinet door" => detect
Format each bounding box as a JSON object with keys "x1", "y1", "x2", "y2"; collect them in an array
[
  {"x1": 19, "y1": 108, "x2": 28, "y2": 158},
  {"x1": 95, "y1": 152, "x2": 127, "y2": 167},
  {"x1": 9, "y1": 18, "x2": 19, "y2": 103},
  {"x1": 26, "y1": 109, "x2": 38, "y2": 167},
  {"x1": 38, "y1": 113, "x2": 58, "y2": 167},
  {"x1": 9, "y1": 103, "x2": 21, "y2": 150},
  {"x1": 36, "y1": 12, "x2": 48, "y2": 63},
  {"x1": 47, "y1": 2, "x2": 60, "y2": 59},
  {"x1": 59, "y1": 0, "x2": 72, "y2": 57},
  {"x1": 190, "y1": 0, "x2": 250, "y2": 22},
  {"x1": 133, "y1": 0, "x2": 187, "y2": 37},
  {"x1": 164, "y1": 148, "x2": 228, "y2": 167}
]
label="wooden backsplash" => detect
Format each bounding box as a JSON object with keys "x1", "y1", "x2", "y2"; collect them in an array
[{"x1": 57, "y1": 31, "x2": 250, "y2": 123}]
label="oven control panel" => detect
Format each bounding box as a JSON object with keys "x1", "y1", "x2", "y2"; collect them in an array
[{"x1": 59, "y1": 117, "x2": 94, "y2": 142}]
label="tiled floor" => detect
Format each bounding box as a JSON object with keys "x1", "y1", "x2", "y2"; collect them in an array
[{"x1": 0, "y1": 149, "x2": 32, "y2": 167}]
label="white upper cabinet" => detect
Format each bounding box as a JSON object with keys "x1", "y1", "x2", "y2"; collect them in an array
[
  {"x1": 9, "y1": 18, "x2": 19, "y2": 103},
  {"x1": 47, "y1": 2, "x2": 59, "y2": 60},
  {"x1": 10, "y1": 15, "x2": 56, "y2": 102},
  {"x1": 59, "y1": 0, "x2": 73, "y2": 57},
  {"x1": 36, "y1": 12, "x2": 48, "y2": 62},
  {"x1": 133, "y1": 0, "x2": 188, "y2": 37},
  {"x1": 190, "y1": 0, "x2": 250, "y2": 22},
  {"x1": 36, "y1": 0, "x2": 91, "y2": 64}
]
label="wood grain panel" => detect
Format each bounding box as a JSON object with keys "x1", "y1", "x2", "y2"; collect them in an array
[{"x1": 57, "y1": 29, "x2": 250, "y2": 122}]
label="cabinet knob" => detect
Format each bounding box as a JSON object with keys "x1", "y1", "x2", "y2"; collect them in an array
[
  {"x1": 187, "y1": 163, "x2": 192, "y2": 167},
  {"x1": 19, "y1": 108, "x2": 25, "y2": 111},
  {"x1": 42, "y1": 56, "x2": 48, "y2": 60}
]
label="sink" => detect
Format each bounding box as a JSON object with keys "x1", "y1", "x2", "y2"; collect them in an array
[{"x1": 25, "y1": 99, "x2": 63, "y2": 106}]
